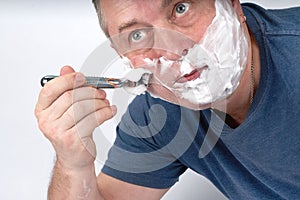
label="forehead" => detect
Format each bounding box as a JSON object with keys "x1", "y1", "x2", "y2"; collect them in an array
[{"x1": 101, "y1": 0, "x2": 170, "y2": 36}]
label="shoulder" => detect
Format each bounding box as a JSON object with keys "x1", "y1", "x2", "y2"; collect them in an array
[
  {"x1": 117, "y1": 93, "x2": 183, "y2": 149},
  {"x1": 118, "y1": 93, "x2": 203, "y2": 150},
  {"x1": 242, "y1": 4, "x2": 300, "y2": 92},
  {"x1": 125, "y1": 93, "x2": 182, "y2": 128},
  {"x1": 242, "y1": 3, "x2": 300, "y2": 35}
]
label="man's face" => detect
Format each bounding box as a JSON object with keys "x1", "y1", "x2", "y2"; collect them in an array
[{"x1": 101, "y1": 0, "x2": 226, "y2": 109}]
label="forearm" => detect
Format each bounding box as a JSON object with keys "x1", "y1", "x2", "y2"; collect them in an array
[{"x1": 48, "y1": 159, "x2": 103, "y2": 200}]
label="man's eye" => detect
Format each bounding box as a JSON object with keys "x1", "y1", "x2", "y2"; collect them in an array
[
  {"x1": 130, "y1": 30, "x2": 146, "y2": 42},
  {"x1": 174, "y1": 2, "x2": 190, "y2": 17}
]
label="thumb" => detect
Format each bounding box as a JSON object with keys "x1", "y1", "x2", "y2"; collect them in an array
[{"x1": 60, "y1": 65, "x2": 75, "y2": 76}]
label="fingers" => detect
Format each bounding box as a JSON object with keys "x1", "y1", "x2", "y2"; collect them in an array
[
  {"x1": 60, "y1": 65, "x2": 75, "y2": 76},
  {"x1": 36, "y1": 86, "x2": 117, "y2": 141},
  {"x1": 35, "y1": 66, "x2": 118, "y2": 169},
  {"x1": 44, "y1": 87, "x2": 107, "y2": 121},
  {"x1": 71, "y1": 105, "x2": 117, "y2": 138},
  {"x1": 57, "y1": 97, "x2": 113, "y2": 131},
  {"x1": 35, "y1": 72, "x2": 86, "y2": 113}
]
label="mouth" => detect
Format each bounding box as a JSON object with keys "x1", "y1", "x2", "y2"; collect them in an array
[{"x1": 176, "y1": 66, "x2": 208, "y2": 84}]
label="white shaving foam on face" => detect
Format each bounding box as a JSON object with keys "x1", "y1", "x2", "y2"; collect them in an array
[
  {"x1": 123, "y1": 68, "x2": 152, "y2": 95},
  {"x1": 139, "y1": 0, "x2": 248, "y2": 107},
  {"x1": 120, "y1": 56, "x2": 152, "y2": 95},
  {"x1": 180, "y1": 59, "x2": 195, "y2": 76},
  {"x1": 118, "y1": 0, "x2": 248, "y2": 108},
  {"x1": 121, "y1": 56, "x2": 132, "y2": 67}
]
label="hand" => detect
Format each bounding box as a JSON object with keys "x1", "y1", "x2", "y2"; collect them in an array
[{"x1": 35, "y1": 66, "x2": 117, "y2": 170}]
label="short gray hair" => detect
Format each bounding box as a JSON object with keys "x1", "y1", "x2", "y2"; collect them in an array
[{"x1": 92, "y1": 0, "x2": 109, "y2": 37}]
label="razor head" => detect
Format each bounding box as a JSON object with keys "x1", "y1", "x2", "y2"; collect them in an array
[{"x1": 141, "y1": 73, "x2": 153, "y2": 87}]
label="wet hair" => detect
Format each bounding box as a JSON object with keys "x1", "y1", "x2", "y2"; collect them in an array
[{"x1": 92, "y1": 0, "x2": 109, "y2": 37}]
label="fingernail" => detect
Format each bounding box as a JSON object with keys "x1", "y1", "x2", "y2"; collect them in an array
[
  {"x1": 98, "y1": 89, "x2": 106, "y2": 97},
  {"x1": 104, "y1": 99, "x2": 110, "y2": 105},
  {"x1": 75, "y1": 73, "x2": 85, "y2": 84},
  {"x1": 111, "y1": 105, "x2": 117, "y2": 115}
]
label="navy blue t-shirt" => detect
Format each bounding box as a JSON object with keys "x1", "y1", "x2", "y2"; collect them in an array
[{"x1": 102, "y1": 4, "x2": 300, "y2": 199}]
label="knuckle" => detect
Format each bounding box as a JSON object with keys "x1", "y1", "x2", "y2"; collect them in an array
[
  {"x1": 93, "y1": 100, "x2": 106, "y2": 110},
  {"x1": 97, "y1": 107, "x2": 114, "y2": 123},
  {"x1": 62, "y1": 90, "x2": 74, "y2": 104},
  {"x1": 38, "y1": 117, "x2": 54, "y2": 139},
  {"x1": 34, "y1": 105, "x2": 41, "y2": 118},
  {"x1": 66, "y1": 90, "x2": 74, "y2": 101},
  {"x1": 37, "y1": 115, "x2": 49, "y2": 132},
  {"x1": 40, "y1": 84, "x2": 55, "y2": 100},
  {"x1": 73, "y1": 72, "x2": 86, "y2": 87}
]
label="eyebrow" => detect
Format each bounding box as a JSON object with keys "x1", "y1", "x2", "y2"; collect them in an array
[
  {"x1": 118, "y1": 19, "x2": 153, "y2": 34},
  {"x1": 118, "y1": 0, "x2": 174, "y2": 33},
  {"x1": 118, "y1": 19, "x2": 139, "y2": 33},
  {"x1": 161, "y1": 0, "x2": 174, "y2": 8}
]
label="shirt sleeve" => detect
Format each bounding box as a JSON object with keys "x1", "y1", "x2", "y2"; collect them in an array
[{"x1": 101, "y1": 93, "x2": 189, "y2": 189}]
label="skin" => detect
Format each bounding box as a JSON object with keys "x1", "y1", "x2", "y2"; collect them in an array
[
  {"x1": 34, "y1": 0, "x2": 261, "y2": 199},
  {"x1": 104, "y1": 0, "x2": 260, "y2": 122}
]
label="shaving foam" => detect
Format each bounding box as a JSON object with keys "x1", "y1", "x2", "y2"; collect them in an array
[
  {"x1": 123, "y1": 68, "x2": 152, "y2": 95},
  {"x1": 120, "y1": 56, "x2": 151, "y2": 95},
  {"x1": 140, "y1": 0, "x2": 249, "y2": 107}
]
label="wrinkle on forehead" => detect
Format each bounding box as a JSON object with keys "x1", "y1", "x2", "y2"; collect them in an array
[{"x1": 102, "y1": 0, "x2": 164, "y2": 36}]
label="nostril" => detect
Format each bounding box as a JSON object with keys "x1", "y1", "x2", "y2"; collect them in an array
[{"x1": 182, "y1": 49, "x2": 189, "y2": 56}]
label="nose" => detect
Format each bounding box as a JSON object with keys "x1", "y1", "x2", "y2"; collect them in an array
[
  {"x1": 127, "y1": 48, "x2": 188, "y2": 69},
  {"x1": 151, "y1": 48, "x2": 188, "y2": 61},
  {"x1": 152, "y1": 29, "x2": 195, "y2": 60},
  {"x1": 125, "y1": 28, "x2": 195, "y2": 69}
]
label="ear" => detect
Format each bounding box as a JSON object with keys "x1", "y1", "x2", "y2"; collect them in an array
[
  {"x1": 231, "y1": 0, "x2": 246, "y2": 23},
  {"x1": 231, "y1": 0, "x2": 240, "y2": 10}
]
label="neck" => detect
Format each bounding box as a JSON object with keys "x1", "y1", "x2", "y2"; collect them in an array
[{"x1": 213, "y1": 33, "x2": 260, "y2": 127}]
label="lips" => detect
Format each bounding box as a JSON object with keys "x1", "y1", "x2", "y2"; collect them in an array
[{"x1": 176, "y1": 67, "x2": 207, "y2": 83}]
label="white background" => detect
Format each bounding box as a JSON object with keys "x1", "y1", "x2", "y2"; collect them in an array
[{"x1": 0, "y1": 0, "x2": 299, "y2": 199}]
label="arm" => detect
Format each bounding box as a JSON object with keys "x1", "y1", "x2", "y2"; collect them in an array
[
  {"x1": 35, "y1": 66, "x2": 169, "y2": 199},
  {"x1": 98, "y1": 173, "x2": 169, "y2": 200},
  {"x1": 48, "y1": 160, "x2": 102, "y2": 200},
  {"x1": 47, "y1": 162, "x2": 168, "y2": 200}
]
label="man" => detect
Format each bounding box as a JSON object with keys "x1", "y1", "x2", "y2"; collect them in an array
[{"x1": 35, "y1": 0, "x2": 300, "y2": 199}]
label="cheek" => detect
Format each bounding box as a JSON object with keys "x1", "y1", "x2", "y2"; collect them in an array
[
  {"x1": 127, "y1": 55, "x2": 155, "y2": 73},
  {"x1": 148, "y1": 84, "x2": 178, "y2": 103},
  {"x1": 182, "y1": 2, "x2": 216, "y2": 43},
  {"x1": 129, "y1": 56, "x2": 146, "y2": 68}
]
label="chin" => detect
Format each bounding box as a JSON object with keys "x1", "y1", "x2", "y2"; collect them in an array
[
  {"x1": 148, "y1": 86, "x2": 213, "y2": 111},
  {"x1": 175, "y1": 98, "x2": 213, "y2": 111}
]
